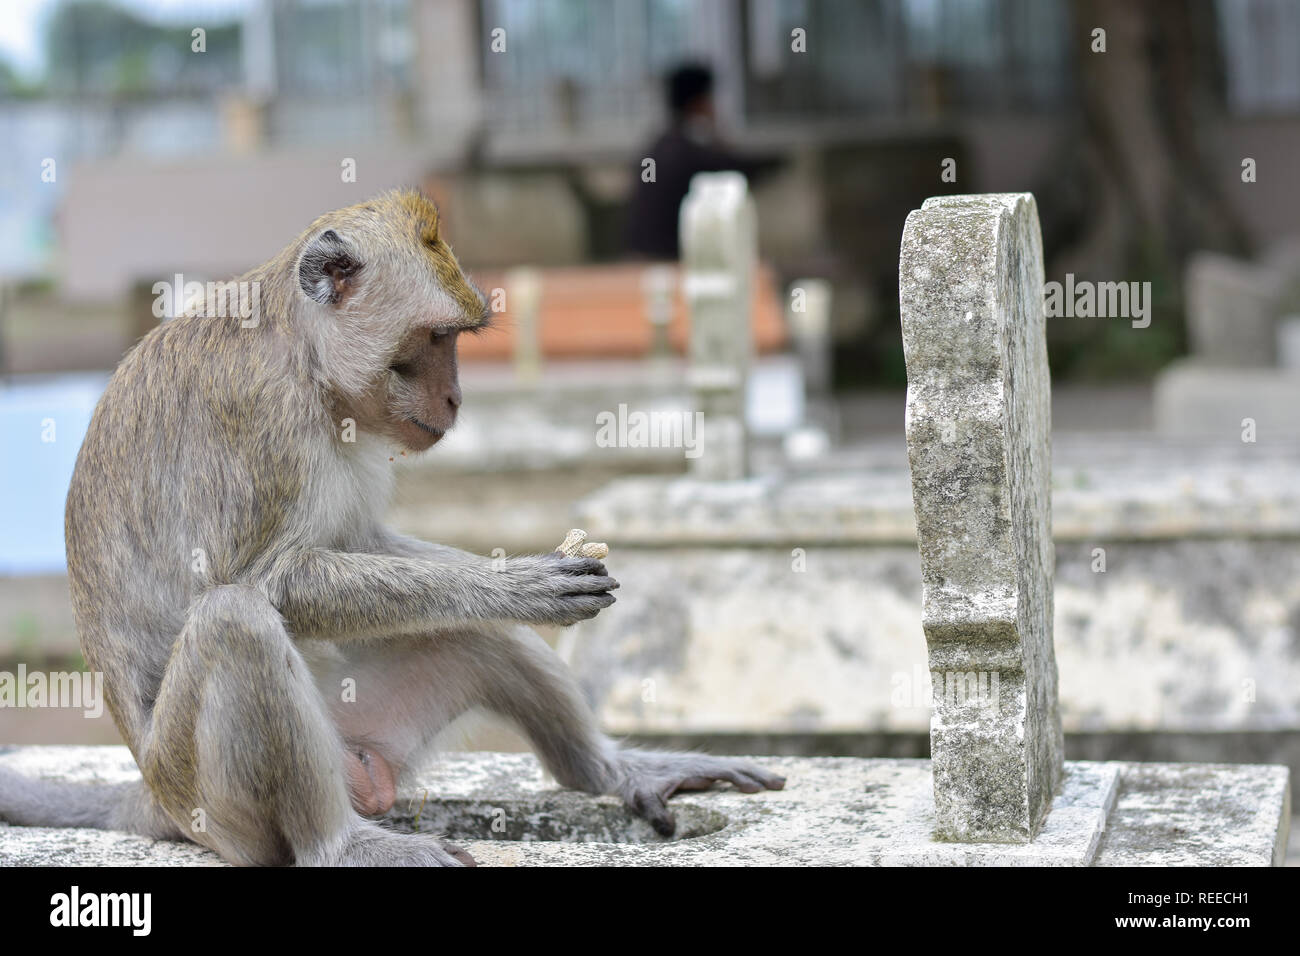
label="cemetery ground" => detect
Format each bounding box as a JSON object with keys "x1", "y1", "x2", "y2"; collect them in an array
[
  {"x1": 0, "y1": 326, "x2": 1296, "y2": 866},
  {"x1": 0, "y1": 185, "x2": 1294, "y2": 871}
]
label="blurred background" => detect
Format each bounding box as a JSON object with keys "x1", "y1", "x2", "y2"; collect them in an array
[
  {"x1": 3, "y1": 0, "x2": 1298, "y2": 379},
  {"x1": 2, "y1": 2, "x2": 1300, "y2": 860}
]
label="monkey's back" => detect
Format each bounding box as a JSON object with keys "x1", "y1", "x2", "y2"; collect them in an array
[{"x1": 65, "y1": 311, "x2": 316, "y2": 739}]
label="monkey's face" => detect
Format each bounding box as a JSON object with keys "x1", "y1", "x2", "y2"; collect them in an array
[
  {"x1": 374, "y1": 324, "x2": 464, "y2": 451},
  {"x1": 295, "y1": 190, "x2": 490, "y2": 453}
]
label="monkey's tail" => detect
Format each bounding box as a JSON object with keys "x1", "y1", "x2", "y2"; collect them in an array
[{"x1": 0, "y1": 766, "x2": 182, "y2": 838}]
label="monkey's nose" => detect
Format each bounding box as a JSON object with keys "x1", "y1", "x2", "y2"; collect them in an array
[{"x1": 447, "y1": 387, "x2": 462, "y2": 410}]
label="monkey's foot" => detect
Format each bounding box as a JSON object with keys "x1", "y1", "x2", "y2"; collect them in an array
[
  {"x1": 612, "y1": 751, "x2": 786, "y2": 838},
  {"x1": 315, "y1": 824, "x2": 473, "y2": 867}
]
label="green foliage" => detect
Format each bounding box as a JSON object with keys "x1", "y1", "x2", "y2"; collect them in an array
[{"x1": 44, "y1": 0, "x2": 242, "y2": 97}]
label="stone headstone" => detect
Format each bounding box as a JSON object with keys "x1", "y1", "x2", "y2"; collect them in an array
[
  {"x1": 1156, "y1": 243, "x2": 1300, "y2": 437},
  {"x1": 641, "y1": 265, "x2": 677, "y2": 361},
  {"x1": 641, "y1": 264, "x2": 678, "y2": 385},
  {"x1": 1185, "y1": 253, "x2": 1278, "y2": 367},
  {"x1": 787, "y1": 278, "x2": 833, "y2": 395},
  {"x1": 681, "y1": 172, "x2": 755, "y2": 480},
  {"x1": 899, "y1": 193, "x2": 1064, "y2": 843},
  {"x1": 505, "y1": 267, "x2": 543, "y2": 385}
]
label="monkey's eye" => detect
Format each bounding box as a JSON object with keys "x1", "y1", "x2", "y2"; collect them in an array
[
  {"x1": 389, "y1": 362, "x2": 414, "y2": 377},
  {"x1": 431, "y1": 328, "x2": 452, "y2": 342}
]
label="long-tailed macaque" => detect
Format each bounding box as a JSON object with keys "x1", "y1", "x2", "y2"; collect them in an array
[{"x1": 0, "y1": 189, "x2": 783, "y2": 866}]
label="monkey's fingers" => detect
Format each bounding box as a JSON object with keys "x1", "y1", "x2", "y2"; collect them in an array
[
  {"x1": 552, "y1": 592, "x2": 616, "y2": 625},
  {"x1": 662, "y1": 775, "x2": 721, "y2": 799},
  {"x1": 677, "y1": 760, "x2": 786, "y2": 794},
  {"x1": 549, "y1": 555, "x2": 610, "y2": 577},
  {"x1": 558, "y1": 575, "x2": 619, "y2": 594},
  {"x1": 736, "y1": 765, "x2": 787, "y2": 791},
  {"x1": 629, "y1": 789, "x2": 676, "y2": 838}
]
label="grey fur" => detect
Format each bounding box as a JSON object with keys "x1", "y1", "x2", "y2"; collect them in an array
[{"x1": 0, "y1": 190, "x2": 784, "y2": 866}]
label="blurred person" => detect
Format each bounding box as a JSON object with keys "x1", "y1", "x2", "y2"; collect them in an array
[{"x1": 623, "y1": 63, "x2": 778, "y2": 260}]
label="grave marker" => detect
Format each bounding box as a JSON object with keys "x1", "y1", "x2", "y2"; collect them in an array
[
  {"x1": 900, "y1": 193, "x2": 1064, "y2": 843},
  {"x1": 681, "y1": 172, "x2": 755, "y2": 480}
]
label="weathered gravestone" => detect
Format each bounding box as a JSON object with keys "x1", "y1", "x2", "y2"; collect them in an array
[
  {"x1": 640, "y1": 264, "x2": 677, "y2": 369},
  {"x1": 787, "y1": 278, "x2": 833, "y2": 396},
  {"x1": 1155, "y1": 246, "x2": 1300, "y2": 437},
  {"x1": 506, "y1": 266, "x2": 543, "y2": 385},
  {"x1": 681, "y1": 172, "x2": 755, "y2": 480},
  {"x1": 900, "y1": 193, "x2": 1065, "y2": 843},
  {"x1": 1184, "y1": 252, "x2": 1280, "y2": 368}
]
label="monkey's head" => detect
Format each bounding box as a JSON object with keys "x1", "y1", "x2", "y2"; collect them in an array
[{"x1": 293, "y1": 189, "x2": 489, "y2": 452}]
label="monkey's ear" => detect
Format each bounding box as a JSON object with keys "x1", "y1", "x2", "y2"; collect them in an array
[{"x1": 298, "y1": 230, "x2": 363, "y2": 305}]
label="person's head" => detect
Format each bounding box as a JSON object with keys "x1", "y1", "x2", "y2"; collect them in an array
[{"x1": 666, "y1": 63, "x2": 715, "y2": 123}]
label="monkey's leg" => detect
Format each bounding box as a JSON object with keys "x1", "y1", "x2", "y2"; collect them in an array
[
  {"x1": 140, "y1": 585, "x2": 465, "y2": 866},
  {"x1": 324, "y1": 624, "x2": 785, "y2": 838},
  {"x1": 321, "y1": 625, "x2": 616, "y2": 794}
]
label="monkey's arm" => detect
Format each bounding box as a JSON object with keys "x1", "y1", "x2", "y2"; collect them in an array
[
  {"x1": 367, "y1": 527, "x2": 483, "y2": 566},
  {"x1": 263, "y1": 548, "x2": 616, "y2": 640}
]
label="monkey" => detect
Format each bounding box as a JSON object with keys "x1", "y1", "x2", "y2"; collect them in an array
[{"x1": 0, "y1": 189, "x2": 784, "y2": 866}]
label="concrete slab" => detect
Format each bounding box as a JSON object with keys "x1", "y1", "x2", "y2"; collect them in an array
[
  {"x1": 0, "y1": 747, "x2": 1287, "y2": 866},
  {"x1": 560, "y1": 435, "x2": 1300, "y2": 741},
  {"x1": 1154, "y1": 360, "x2": 1300, "y2": 439}
]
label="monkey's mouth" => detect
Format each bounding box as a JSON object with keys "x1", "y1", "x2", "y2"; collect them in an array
[{"x1": 406, "y1": 416, "x2": 446, "y2": 440}]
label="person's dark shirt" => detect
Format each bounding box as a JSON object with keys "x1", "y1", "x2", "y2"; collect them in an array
[{"x1": 623, "y1": 124, "x2": 776, "y2": 261}]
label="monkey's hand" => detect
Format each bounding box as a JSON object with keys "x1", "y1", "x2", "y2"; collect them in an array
[
  {"x1": 494, "y1": 554, "x2": 619, "y2": 627},
  {"x1": 611, "y1": 750, "x2": 786, "y2": 838}
]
